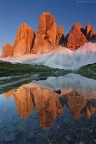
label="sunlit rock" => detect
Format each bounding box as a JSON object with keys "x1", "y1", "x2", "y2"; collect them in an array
[
  {"x1": 1, "y1": 42, "x2": 13, "y2": 57},
  {"x1": 31, "y1": 12, "x2": 57, "y2": 54},
  {"x1": 13, "y1": 23, "x2": 35, "y2": 56},
  {"x1": 66, "y1": 23, "x2": 87, "y2": 50},
  {"x1": 85, "y1": 23, "x2": 95, "y2": 40}
]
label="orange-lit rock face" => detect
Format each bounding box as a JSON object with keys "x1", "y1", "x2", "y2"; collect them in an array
[
  {"x1": 66, "y1": 23, "x2": 87, "y2": 50},
  {"x1": 85, "y1": 23, "x2": 95, "y2": 40},
  {"x1": 3, "y1": 83, "x2": 96, "y2": 128},
  {"x1": 3, "y1": 83, "x2": 62, "y2": 128},
  {"x1": 56, "y1": 25, "x2": 64, "y2": 46},
  {"x1": 84, "y1": 103, "x2": 95, "y2": 119},
  {"x1": 66, "y1": 91, "x2": 86, "y2": 119},
  {"x1": 31, "y1": 87, "x2": 63, "y2": 129},
  {"x1": 13, "y1": 87, "x2": 35, "y2": 118},
  {"x1": 3, "y1": 89, "x2": 13, "y2": 99},
  {"x1": 4, "y1": 86, "x2": 34, "y2": 118},
  {"x1": 13, "y1": 23, "x2": 35, "y2": 56},
  {"x1": 31, "y1": 12, "x2": 57, "y2": 54},
  {"x1": 1, "y1": 42, "x2": 13, "y2": 57}
]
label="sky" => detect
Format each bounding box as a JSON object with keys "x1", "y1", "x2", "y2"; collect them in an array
[{"x1": 0, "y1": 0, "x2": 96, "y2": 54}]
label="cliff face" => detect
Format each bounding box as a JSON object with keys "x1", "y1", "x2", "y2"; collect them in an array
[
  {"x1": 31, "y1": 12, "x2": 57, "y2": 54},
  {"x1": 1, "y1": 42, "x2": 13, "y2": 57},
  {"x1": 66, "y1": 23, "x2": 87, "y2": 50},
  {"x1": 3, "y1": 82, "x2": 96, "y2": 129},
  {"x1": 13, "y1": 23, "x2": 35, "y2": 56},
  {"x1": 4, "y1": 87, "x2": 34, "y2": 118},
  {"x1": 32, "y1": 87, "x2": 59, "y2": 128},
  {"x1": 3, "y1": 83, "x2": 62, "y2": 128},
  {"x1": 1, "y1": 12, "x2": 96, "y2": 57},
  {"x1": 56, "y1": 26, "x2": 65, "y2": 46},
  {"x1": 85, "y1": 23, "x2": 95, "y2": 40},
  {"x1": 66, "y1": 91, "x2": 86, "y2": 119},
  {"x1": 1, "y1": 23, "x2": 35, "y2": 57}
]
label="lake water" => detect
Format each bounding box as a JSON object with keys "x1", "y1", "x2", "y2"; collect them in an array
[{"x1": 0, "y1": 74, "x2": 96, "y2": 144}]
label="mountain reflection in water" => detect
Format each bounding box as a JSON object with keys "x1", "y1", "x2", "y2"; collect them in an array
[{"x1": 3, "y1": 77, "x2": 96, "y2": 129}]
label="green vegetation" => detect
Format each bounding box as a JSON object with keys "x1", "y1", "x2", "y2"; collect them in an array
[
  {"x1": 0, "y1": 61, "x2": 71, "y2": 93},
  {"x1": 0, "y1": 61, "x2": 71, "y2": 77},
  {"x1": 77, "y1": 63, "x2": 96, "y2": 79},
  {"x1": 0, "y1": 61, "x2": 54, "y2": 76},
  {"x1": 0, "y1": 78, "x2": 33, "y2": 94},
  {"x1": 0, "y1": 61, "x2": 96, "y2": 93},
  {"x1": 0, "y1": 61, "x2": 96, "y2": 79}
]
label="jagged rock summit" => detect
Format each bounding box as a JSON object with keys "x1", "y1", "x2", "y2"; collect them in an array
[
  {"x1": 66, "y1": 23, "x2": 87, "y2": 50},
  {"x1": 85, "y1": 23, "x2": 95, "y2": 40},
  {"x1": 1, "y1": 12, "x2": 96, "y2": 57},
  {"x1": 13, "y1": 23, "x2": 35, "y2": 56},
  {"x1": 32, "y1": 12, "x2": 57, "y2": 54},
  {"x1": 2, "y1": 42, "x2": 13, "y2": 57},
  {"x1": 1, "y1": 23, "x2": 35, "y2": 57},
  {"x1": 56, "y1": 25, "x2": 65, "y2": 46}
]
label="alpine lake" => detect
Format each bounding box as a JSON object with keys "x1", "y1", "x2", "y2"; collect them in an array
[{"x1": 0, "y1": 63, "x2": 96, "y2": 144}]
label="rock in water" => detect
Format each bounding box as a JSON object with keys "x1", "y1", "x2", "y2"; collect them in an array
[
  {"x1": 31, "y1": 12, "x2": 57, "y2": 54},
  {"x1": 1, "y1": 42, "x2": 13, "y2": 57},
  {"x1": 66, "y1": 23, "x2": 87, "y2": 50},
  {"x1": 54, "y1": 88, "x2": 61, "y2": 94},
  {"x1": 85, "y1": 23, "x2": 95, "y2": 40},
  {"x1": 13, "y1": 23, "x2": 35, "y2": 56}
]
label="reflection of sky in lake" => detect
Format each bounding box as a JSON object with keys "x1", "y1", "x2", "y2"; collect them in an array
[{"x1": 0, "y1": 74, "x2": 96, "y2": 144}]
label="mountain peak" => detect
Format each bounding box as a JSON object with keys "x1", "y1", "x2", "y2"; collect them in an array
[
  {"x1": 31, "y1": 12, "x2": 57, "y2": 54},
  {"x1": 1, "y1": 12, "x2": 96, "y2": 57},
  {"x1": 1, "y1": 42, "x2": 13, "y2": 57},
  {"x1": 85, "y1": 23, "x2": 95, "y2": 40},
  {"x1": 12, "y1": 23, "x2": 35, "y2": 56},
  {"x1": 66, "y1": 23, "x2": 86, "y2": 50},
  {"x1": 19, "y1": 23, "x2": 32, "y2": 30},
  {"x1": 42, "y1": 12, "x2": 52, "y2": 15},
  {"x1": 72, "y1": 23, "x2": 84, "y2": 29}
]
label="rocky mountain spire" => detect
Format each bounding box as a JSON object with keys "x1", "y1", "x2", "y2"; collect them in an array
[
  {"x1": 1, "y1": 42, "x2": 13, "y2": 57},
  {"x1": 12, "y1": 23, "x2": 35, "y2": 56},
  {"x1": 65, "y1": 23, "x2": 87, "y2": 50},
  {"x1": 85, "y1": 23, "x2": 95, "y2": 40},
  {"x1": 31, "y1": 12, "x2": 57, "y2": 54}
]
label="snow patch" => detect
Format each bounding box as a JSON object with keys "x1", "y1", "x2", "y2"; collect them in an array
[{"x1": 0, "y1": 42, "x2": 96, "y2": 69}]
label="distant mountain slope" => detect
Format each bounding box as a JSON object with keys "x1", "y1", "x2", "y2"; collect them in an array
[
  {"x1": 78, "y1": 63, "x2": 96, "y2": 79},
  {"x1": 30, "y1": 42, "x2": 96, "y2": 69},
  {"x1": 0, "y1": 42, "x2": 96, "y2": 70}
]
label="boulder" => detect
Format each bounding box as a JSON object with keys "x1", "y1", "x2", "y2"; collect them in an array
[
  {"x1": 54, "y1": 88, "x2": 61, "y2": 94},
  {"x1": 31, "y1": 12, "x2": 57, "y2": 54},
  {"x1": 66, "y1": 23, "x2": 87, "y2": 50}
]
